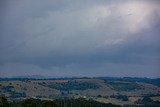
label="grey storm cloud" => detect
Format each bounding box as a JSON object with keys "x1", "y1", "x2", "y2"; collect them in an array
[{"x1": 0, "y1": 0, "x2": 160, "y2": 78}]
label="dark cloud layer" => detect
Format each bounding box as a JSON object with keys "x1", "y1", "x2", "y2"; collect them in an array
[{"x1": 0, "y1": 0, "x2": 160, "y2": 78}]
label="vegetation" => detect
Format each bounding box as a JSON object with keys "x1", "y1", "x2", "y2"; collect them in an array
[
  {"x1": 1, "y1": 97, "x2": 121, "y2": 107},
  {"x1": 110, "y1": 95, "x2": 129, "y2": 101},
  {"x1": 107, "y1": 81, "x2": 142, "y2": 91},
  {"x1": 1, "y1": 77, "x2": 160, "y2": 106},
  {"x1": 1, "y1": 96, "x2": 160, "y2": 107},
  {"x1": 39, "y1": 81, "x2": 101, "y2": 91},
  {"x1": 124, "y1": 96, "x2": 160, "y2": 107},
  {"x1": 2, "y1": 86, "x2": 14, "y2": 92},
  {"x1": 134, "y1": 96, "x2": 160, "y2": 105},
  {"x1": 21, "y1": 98, "x2": 37, "y2": 107},
  {"x1": 10, "y1": 92, "x2": 26, "y2": 98},
  {"x1": 121, "y1": 77, "x2": 160, "y2": 87},
  {"x1": 98, "y1": 77, "x2": 160, "y2": 87},
  {"x1": 0, "y1": 97, "x2": 9, "y2": 107}
]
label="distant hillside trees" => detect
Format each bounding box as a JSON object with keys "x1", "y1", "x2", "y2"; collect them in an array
[
  {"x1": 133, "y1": 96, "x2": 160, "y2": 107},
  {"x1": 39, "y1": 81, "x2": 101, "y2": 91},
  {"x1": 2, "y1": 86, "x2": 14, "y2": 92},
  {"x1": 107, "y1": 81, "x2": 142, "y2": 91},
  {"x1": 110, "y1": 94, "x2": 128, "y2": 101}
]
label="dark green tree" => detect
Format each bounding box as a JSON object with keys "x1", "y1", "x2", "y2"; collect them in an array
[
  {"x1": 0, "y1": 97, "x2": 9, "y2": 107},
  {"x1": 42, "y1": 100, "x2": 58, "y2": 107},
  {"x1": 21, "y1": 98, "x2": 37, "y2": 107}
]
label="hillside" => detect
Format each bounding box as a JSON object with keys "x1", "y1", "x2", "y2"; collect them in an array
[{"x1": 0, "y1": 77, "x2": 160, "y2": 106}]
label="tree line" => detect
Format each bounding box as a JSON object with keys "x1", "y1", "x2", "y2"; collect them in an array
[{"x1": 0, "y1": 97, "x2": 121, "y2": 107}]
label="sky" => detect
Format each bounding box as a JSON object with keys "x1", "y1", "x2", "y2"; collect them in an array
[{"x1": 0, "y1": 0, "x2": 160, "y2": 78}]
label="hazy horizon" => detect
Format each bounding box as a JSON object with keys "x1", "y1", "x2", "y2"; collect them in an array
[
  {"x1": 0, "y1": 0, "x2": 160, "y2": 78},
  {"x1": 1, "y1": 75, "x2": 160, "y2": 79}
]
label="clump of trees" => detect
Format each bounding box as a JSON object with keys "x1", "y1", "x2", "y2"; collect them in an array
[
  {"x1": 21, "y1": 99, "x2": 37, "y2": 107},
  {"x1": 110, "y1": 94, "x2": 128, "y2": 101},
  {"x1": 1, "y1": 96, "x2": 160, "y2": 107},
  {"x1": 39, "y1": 81, "x2": 101, "y2": 91},
  {"x1": 1, "y1": 85, "x2": 26, "y2": 99},
  {"x1": 42, "y1": 100, "x2": 58, "y2": 107},
  {"x1": 2, "y1": 86, "x2": 14, "y2": 92},
  {"x1": 134, "y1": 96, "x2": 160, "y2": 106},
  {"x1": 10, "y1": 92, "x2": 26, "y2": 98},
  {"x1": 108, "y1": 81, "x2": 142, "y2": 91},
  {"x1": 1, "y1": 97, "x2": 121, "y2": 107},
  {"x1": 0, "y1": 97, "x2": 9, "y2": 107}
]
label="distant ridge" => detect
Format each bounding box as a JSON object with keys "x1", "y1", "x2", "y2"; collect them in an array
[{"x1": 0, "y1": 76, "x2": 160, "y2": 87}]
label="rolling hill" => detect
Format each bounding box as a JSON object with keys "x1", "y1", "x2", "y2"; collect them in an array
[{"x1": 0, "y1": 77, "x2": 160, "y2": 106}]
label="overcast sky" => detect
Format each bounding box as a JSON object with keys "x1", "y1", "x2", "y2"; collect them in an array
[{"x1": 0, "y1": 0, "x2": 160, "y2": 78}]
